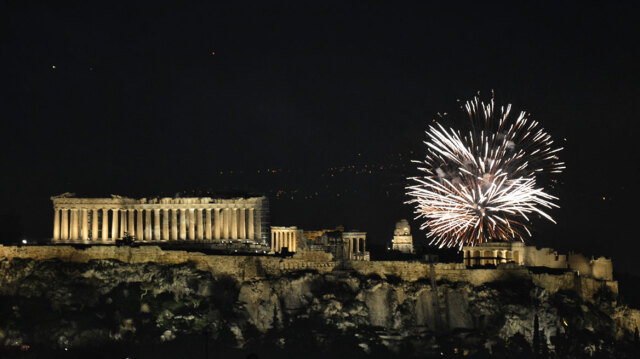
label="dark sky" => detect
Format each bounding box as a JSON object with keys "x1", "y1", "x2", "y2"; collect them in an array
[{"x1": 2, "y1": 1, "x2": 639, "y2": 272}]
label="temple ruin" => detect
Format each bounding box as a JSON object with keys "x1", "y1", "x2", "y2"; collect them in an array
[{"x1": 51, "y1": 194, "x2": 269, "y2": 245}]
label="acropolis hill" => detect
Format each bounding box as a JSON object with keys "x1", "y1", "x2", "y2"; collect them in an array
[{"x1": 0, "y1": 194, "x2": 638, "y2": 356}]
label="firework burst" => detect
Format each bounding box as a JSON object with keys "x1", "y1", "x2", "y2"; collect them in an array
[{"x1": 406, "y1": 97, "x2": 565, "y2": 249}]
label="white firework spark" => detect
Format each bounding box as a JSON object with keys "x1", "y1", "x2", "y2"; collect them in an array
[{"x1": 406, "y1": 97, "x2": 565, "y2": 249}]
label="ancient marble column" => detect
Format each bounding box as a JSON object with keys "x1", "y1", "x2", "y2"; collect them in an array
[
  {"x1": 205, "y1": 209, "x2": 212, "y2": 240},
  {"x1": 273, "y1": 231, "x2": 277, "y2": 252},
  {"x1": 81, "y1": 209, "x2": 89, "y2": 240},
  {"x1": 239, "y1": 208, "x2": 246, "y2": 239},
  {"x1": 70, "y1": 209, "x2": 79, "y2": 240},
  {"x1": 102, "y1": 209, "x2": 109, "y2": 240},
  {"x1": 214, "y1": 208, "x2": 221, "y2": 240},
  {"x1": 60, "y1": 209, "x2": 69, "y2": 240},
  {"x1": 153, "y1": 209, "x2": 161, "y2": 240},
  {"x1": 53, "y1": 209, "x2": 60, "y2": 240},
  {"x1": 231, "y1": 208, "x2": 238, "y2": 240},
  {"x1": 179, "y1": 208, "x2": 187, "y2": 240},
  {"x1": 111, "y1": 209, "x2": 119, "y2": 240},
  {"x1": 270, "y1": 231, "x2": 275, "y2": 251},
  {"x1": 128, "y1": 209, "x2": 135, "y2": 237},
  {"x1": 120, "y1": 210, "x2": 127, "y2": 238},
  {"x1": 137, "y1": 209, "x2": 144, "y2": 240},
  {"x1": 188, "y1": 209, "x2": 196, "y2": 240},
  {"x1": 292, "y1": 232, "x2": 296, "y2": 252},
  {"x1": 355, "y1": 237, "x2": 359, "y2": 253},
  {"x1": 254, "y1": 208, "x2": 262, "y2": 243},
  {"x1": 362, "y1": 238, "x2": 366, "y2": 252},
  {"x1": 91, "y1": 209, "x2": 99, "y2": 240},
  {"x1": 144, "y1": 209, "x2": 152, "y2": 240},
  {"x1": 196, "y1": 209, "x2": 204, "y2": 240},
  {"x1": 247, "y1": 208, "x2": 254, "y2": 240},
  {"x1": 171, "y1": 209, "x2": 178, "y2": 240},
  {"x1": 52, "y1": 208, "x2": 60, "y2": 240},
  {"x1": 162, "y1": 208, "x2": 170, "y2": 240},
  {"x1": 277, "y1": 231, "x2": 281, "y2": 252},
  {"x1": 223, "y1": 208, "x2": 229, "y2": 239}
]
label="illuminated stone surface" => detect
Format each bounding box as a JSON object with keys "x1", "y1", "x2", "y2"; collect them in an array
[
  {"x1": 391, "y1": 219, "x2": 414, "y2": 253},
  {"x1": 50, "y1": 193, "x2": 269, "y2": 244}
]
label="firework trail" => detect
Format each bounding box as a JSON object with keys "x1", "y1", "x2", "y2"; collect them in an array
[{"x1": 406, "y1": 97, "x2": 565, "y2": 249}]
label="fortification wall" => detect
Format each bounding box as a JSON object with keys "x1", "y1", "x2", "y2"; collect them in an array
[
  {"x1": 0, "y1": 245, "x2": 616, "y2": 301},
  {"x1": 567, "y1": 253, "x2": 614, "y2": 281},
  {"x1": 524, "y1": 247, "x2": 568, "y2": 269}
]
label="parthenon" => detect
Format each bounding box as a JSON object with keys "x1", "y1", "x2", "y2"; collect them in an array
[{"x1": 51, "y1": 194, "x2": 268, "y2": 244}]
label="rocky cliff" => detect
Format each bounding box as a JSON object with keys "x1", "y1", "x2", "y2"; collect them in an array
[{"x1": 0, "y1": 248, "x2": 639, "y2": 358}]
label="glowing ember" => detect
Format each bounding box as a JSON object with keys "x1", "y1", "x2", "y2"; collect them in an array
[{"x1": 406, "y1": 96, "x2": 565, "y2": 249}]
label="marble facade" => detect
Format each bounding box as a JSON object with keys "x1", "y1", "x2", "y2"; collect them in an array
[{"x1": 51, "y1": 194, "x2": 268, "y2": 244}]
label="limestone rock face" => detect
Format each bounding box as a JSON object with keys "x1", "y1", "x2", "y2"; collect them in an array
[{"x1": 0, "y1": 258, "x2": 637, "y2": 357}]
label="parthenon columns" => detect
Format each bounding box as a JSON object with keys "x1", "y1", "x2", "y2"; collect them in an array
[
  {"x1": 162, "y1": 209, "x2": 170, "y2": 240},
  {"x1": 187, "y1": 209, "x2": 195, "y2": 240},
  {"x1": 111, "y1": 209, "x2": 119, "y2": 241},
  {"x1": 51, "y1": 195, "x2": 268, "y2": 244},
  {"x1": 120, "y1": 210, "x2": 127, "y2": 238},
  {"x1": 154, "y1": 209, "x2": 161, "y2": 240},
  {"x1": 205, "y1": 209, "x2": 212, "y2": 240},
  {"x1": 196, "y1": 209, "x2": 204, "y2": 240},
  {"x1": 144, "y1": 209, "x2": 152, "y2": 240},
  {"x1": 239, "y1": 208, "x2": 246, "y2": 239},
  {"x1": 53, "y1": 209, "x2": 60, "y2": 240},
  {"x1": 248, "y1": 208, "x2": 254, "y2": 240},
  {"x1": 214, "y1": 209, "x2": 221, "y2": 239},
  {"x1": 102, "y1": 209, "x2": 109, "y2": 240},
  {"x1": 79, "y1": 209, "x2": 87, "y2": 240},
  {"x1": 128, "y1": 210, "x2": 135, "y2": 237},
  {"x1": 171, "y1": 209, "x2": 178, "y2": 240},
  {"x1": 137, "y1": 209, "x2": 144, "y2": 240},
  {"x1": 223, "y1": 209, "x2": 229, "y2": 239},
  {"x1": 179, "y1": 209, "x2": 187, "y2": 240}
]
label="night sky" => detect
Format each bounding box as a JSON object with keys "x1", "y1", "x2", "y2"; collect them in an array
[{"x1": 2, "y1": 2, "x2": 639, "y2": 272}]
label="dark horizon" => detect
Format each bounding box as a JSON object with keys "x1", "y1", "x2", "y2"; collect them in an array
[{"x1": 2, "y1": 1, "x2": 639, "y2": 273}]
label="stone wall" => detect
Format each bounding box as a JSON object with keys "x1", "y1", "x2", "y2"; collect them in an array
[
  {"x1": 0, "y1": 245, "x2": 617, "y2": 302},
  {"x1": 567, "y1": 253, "x2": 614, "y2": 281},
  {"x1": 524, "y1": 247, "x2": 568, "y2": 269}
]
